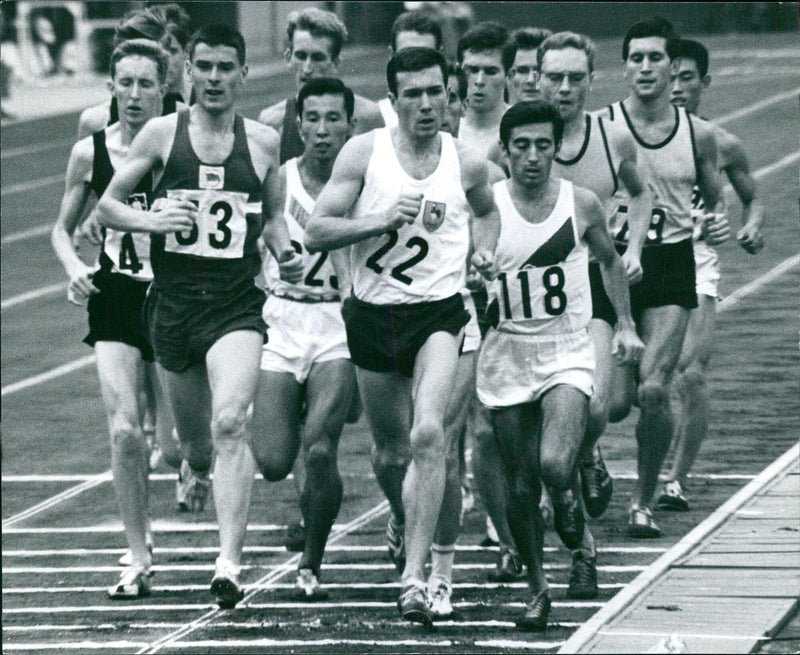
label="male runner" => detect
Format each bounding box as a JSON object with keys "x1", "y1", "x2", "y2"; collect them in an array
[
  {"x1": 259, "y1": 7, "x2": 383, "y2": 164},
  {"x1": 379, "y1": 11, "x2": 445, "y2": 128},
  {"x1": 249, "y1": 77, "x2": 356, "y2": 600},
  {"x1": 537, "y1": 31, "x2": 652, "y2": 521},
  {"x1": 657, "y1": 38, "x2": 763, "y2": 510},
  {"x1": 78, "y1": 5, "x2": 190, "y2": 139},
  {"x1": 305, "y1": 48, "x2": 499, "y2": 627},
  {"x1": 476, "y1": 101, "x2": 643, "y2": 631},
  {"x1": 602, "y1": 18, "x2": 726, "y2": 538},
  {"x1": 52, "y1": 39, "x2": 175, "y2": 599},
  {"x1": 456, "y1": 22, "x2": 510, "y2": 158},
  {"x1": 98, "y1": 23, "x2": 304, "y2": 608}
]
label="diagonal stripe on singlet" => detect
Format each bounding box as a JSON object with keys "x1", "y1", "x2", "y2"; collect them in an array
[{"x1": 521, "y1": 217, "x2": 576, "y2": 268}]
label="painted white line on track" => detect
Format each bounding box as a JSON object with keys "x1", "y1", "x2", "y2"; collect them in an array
[
  {"x1": 1, "y1": 138, "x2": 75, "y2": 159},
  {"x1": 476, "y1": 640, "x2": 563, "y2": 651},
  {"x1": 718, "y1": 253, "x2": 800, "y2": 312},
  {"x1": 1, "y1": 355, "x2": 96, "y2": 397},
  {"x1": 1, "y1": 173, "x2": 65, "y2": 196},
  {"x1": 1, "y1": 224, "x2": 54, "y2": 245},
  {"x1": 1, "y1": 283, "x2": 67, "y2": 310},
  {"x1": 5, "y1": 522, "x2": 304, "y2": 534},
  {"x1": 715, "y1": 88, "x2": 799, "y2": 126},
  {"x1": 3, "y1": 643, "x2": 148, "y2": 652},
  {"x1": 595, "y1": 629, "x2": 771, "y2": 641}
]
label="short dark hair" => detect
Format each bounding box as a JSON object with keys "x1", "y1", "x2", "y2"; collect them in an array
[
  {"x1": 114, "y1": 7, "x2": 169, "y2": 46},
  {"x1": 387, "y1": 47, "x2": 448, "y2": 96},
  {"x1": 447, "y1": 62, "x2": 468, "y2": 101},
  {"x1": 538, "y1": 31, "x2": 596, "y2": 73},
  {"x1": 110, "y1": 38, "x2": 169, "y2": 84},
  {"x1": 152, "y1": 3, "x2": 191, "y2": 49},
  {"x1": 668, "y1": 38, "x2": 709, "y2": 77},
  {"x1": 457, "y1": 22, "x2": 509, "y2": 69},
  {"x1": 622, "y1": 17, "x2": 676, "y2": 60},
  {"x1": 391, "y1": 11, "x2": 443, "y2": 52},
  {"x1": 500, "y1": 101, "x2": 564, "y2": 150},
  {"x1": 286, "y1": 7, "x2": 348, "y2": 60},
  {"x1": 297, "y1": 77, "x2": 355, "y2": 121},
  {"x1": 502, "y1": 27, "x2": 553, "y2": 72},
  {"x1": 189, "y1": 22, "x2": 246, "y2": 66}
]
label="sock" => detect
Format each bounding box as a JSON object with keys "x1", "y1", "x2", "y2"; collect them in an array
[{"x1": 430, "y1": 543, "x2": 455, "y2": 585}]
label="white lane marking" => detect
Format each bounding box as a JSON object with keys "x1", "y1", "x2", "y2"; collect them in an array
[
  {"x1": 5, "y1": 522, "x2": 304, "y2": 534},
  {"x1": 715, "y1": 88, "x2": 799, "y2": 126},
  {"x1": 596, "y1": 630, "x2": 771, "y2": 641},
  {"x1": 2, "y1": 471, "x2": 109, "y2": 529},
  {"x1": 1, "y1": 355, "x2": 96, "y2": 398},
  {"x1": 718, "y1": 254, "x2": 800, "y2": 312},
  {"x1": 476, "y1": 641, "x2": 563, "y2": 651},
  {"x1": 2, "y1": 139, "x2": 76, "y2": 160},
  {"x1": 1, "y1": 173, "x2": 65, "y2": 196},
  {"x1": 1, "y1": 224, "x2": 54, "y2": 245},
  {"x1": 1, "y1": 283, "x2": 67, "y2": 310},
  {"x1": 751, "y1": 151, "x2": 800, "y2": 181},
  {"x1": 3, "y1": 643, "x2": 147, "y2": 652}
]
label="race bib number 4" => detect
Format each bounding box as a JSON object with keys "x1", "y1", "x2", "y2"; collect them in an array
[
  {"x1": 161, "y1": 189, "x2": 257, "y2": 259},
  {"x1": 105, "y1": 229, "x2": 153, "y2": 280}
]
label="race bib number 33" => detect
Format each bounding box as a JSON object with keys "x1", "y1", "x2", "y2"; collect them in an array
[{"x1": 160, "y1": 189, "x2": 256, "y2": 258}]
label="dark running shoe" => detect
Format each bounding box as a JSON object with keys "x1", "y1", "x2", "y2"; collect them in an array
[
  {"x1": 386, "y1": 515, "x2": 406, "y2": 574},
  {"x1": 397, "y1": 584, "x2": 433, "y2": 628},
  {"x1": 580, "y1": 446, "x2": 614, "y2": 518},
  {"x1": 566, "y1": 551, "x2": 598, "y2": 599},
  {"x1": 210, "y1": 559, "x2": 244, "y2": 609},
  {"x1": 488, "y1": 546, "x2": 525, "y2": 582},
  {"x1": 284, "y1": 522, "x2": 306, "y2": 552},
  {"x1": 656, "y1": 480, "x2": 690, "y2": 511},
  {"x1": 552, "y1": 488, "x2": 586, "y2": 550},
  {"x1": 516, "y1": 590, "x2": 551, "y2": 632},
  {"x1": 628, "y1": 505, "x2": 662, "y2": 539}
]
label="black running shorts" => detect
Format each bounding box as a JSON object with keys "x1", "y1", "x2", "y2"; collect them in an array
[
  {"x1": 145, "y1": 283, "x2": 267, "y2": 373},
  {"x1": 84, "y1": 270, "x2": 154, "y2": 361},
  {"x1": 588, "y1": 261, "x2": 617, "y2": 327},
  {"x1": 342, "y1": 293, "x2": 469, "y2": 378}
]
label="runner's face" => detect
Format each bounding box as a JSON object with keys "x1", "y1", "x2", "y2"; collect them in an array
[
  {"x1": 508, "y1": 48, "x2": 540, "y2": 103},
  {"x1": 461, "y1": 49, "x2": 507, "y2": 114},
  {"x1": 298, "y1": 93, "x2": 352, "y2": 162},
  {"x1": 393, "y1": 66, "x2": 446, "y2": 139},
  {"x1": 189, "y1": 44, "x2": 246, "y2": 113},
  {"x1": 394, "y1": 30, "x2": 438, "y2": 52},
  {"x1": 442, "y1": 75, "x2": 466, "y2": 136},
  {"x1": 112, "y1": 55, "x2": 164, "y2": 127},
  {"x1": 670, "y1": 58, "x2": 706, "y2": 114},
  {"x1": 538, "y1": 47, "x2": 592, "y2": 122},
  {"x1": 160, "y1": 32, "x2": 187, "y2": 94},
  {"x1": 505, "y1": 122, "x2": 556, "y2": 190},
  {"x1": 288, "y1": 30, "x2": 337, "y2": 88},
  {"x1": 624, "y1": 36, "x2": 671, "y2": 100}
]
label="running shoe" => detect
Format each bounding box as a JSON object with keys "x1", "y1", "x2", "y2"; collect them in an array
[
  {"x1": 628, "y1": 505, "x2": 662, "y2": 539},
  {"x1": 295, "y1": 568, "x2": 329, "y2": 601},
  {"x1": 566, "y1": 551, "x2": 598, "y2": 599},
  {"x1": 487, "y1": 546, "x2": 525, "y2": 582},
  {"x1": 516, "y1": 589, "x2": 551, "y2": 632},
  {"x1": 176, "y1": 460, "x2": 210, "y2": 513},
  {"x1": 551, "y1": 488, "x2": 585, "y2": 550},
  {"x1": 118, "y1": 538, "x2": 153, "y2": 567},
  {"x1": 386, "y1": 515, "x2": 406, "y2": 574},
  {"x1": 284, "y1": 521, "x2": 306, "y2": 552},
  {"x1": 580, "y1": 445, "x2": 614, "y2": 517},
  {"x1": 397, "y1": 583, "x2": 433, "y2": 628},
  {"x1": 210, "y1": 557, "x2": 244, "y2": 609},
  {"x1": 107, "y1": 565, "x2": 152, "y2": 600},
  {"x1": 429, "y1": 579, "x2": 455, "y2": 619},
  {"x1": 656, "y1": 480, "x2": 690, "y2": 511}
]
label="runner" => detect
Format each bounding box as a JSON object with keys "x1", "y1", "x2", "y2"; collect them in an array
[
  {"x1": 97, "y1": 23, "x2": 304, "y2": 608},
  {"x1": 305, "y1": 48, "x2": 500, "y2": 627},
  {"x1": 657, "y1": 37, "x2": 763, "y2": 510},
  {"x1": 476, "y1": 100, "x2": 643, "y2": 630},
  {"x1": 51, "y1": 39, "x2": 174, "y2": 599}
]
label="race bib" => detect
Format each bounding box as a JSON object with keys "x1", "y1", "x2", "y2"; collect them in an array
[{"x1": 106, "y1": 229, "x2": 153, "y2": 280}]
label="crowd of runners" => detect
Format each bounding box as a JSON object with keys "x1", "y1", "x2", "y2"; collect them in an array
[{"x1": 50, "y1": 4, "x2": 765, "y2": 632}]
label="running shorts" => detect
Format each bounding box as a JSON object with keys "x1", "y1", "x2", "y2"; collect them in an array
[{"x1": 693, "y1": 240, "x2": 720, "y2": 299}]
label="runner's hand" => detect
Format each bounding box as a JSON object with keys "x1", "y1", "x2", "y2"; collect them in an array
[
  {"x1": 621, "y1": 251, "x2": 643, "y2": 285},
  {"x1": 152, "y1": 199, "x2": 198, "y2": 234},
  {"x1": 385, "y1": 191, "x2": 423, "y2": 230},
  {"x1": 276, "y1": 248, "x2": 304, "y2": 285},
  {"x1": 78, "y1": 212, "x2": 104, "y2": 245},
  {"x1": 699, "y1": 212, "x2": 730, "y2": 246},
  {"x1": 471, "y1": 248, "x2": 496, "y2": 280},
  {"x1": 611, "y1": 324, "x2": 644, "y2": 366},
  {"x1": 737, "y1": 221, "x2": 764, "y2": 254},
  {"x1": 67, "y1": 264, "x2": 99, "y2": 306}
]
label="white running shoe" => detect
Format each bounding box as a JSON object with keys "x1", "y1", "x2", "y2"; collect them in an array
[
  {"x1": 295, "y1": 568, "x2": 329, "y2": 601},
  {"x1": 118, "y1": 538, "x2": 153, "y2": 566},
  {"x1": 429, "y1": 578, "x2": 454, "y2": 618},
  {"x1": 107, "y1": 565, "x2": 152, "y2": 599},
  {"x1": 176, "y1": 460, "x2": 210, "y2": 512}
]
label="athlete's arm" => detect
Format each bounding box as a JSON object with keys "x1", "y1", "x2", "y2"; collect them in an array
[
  {"x1": 329, "y1": 248, "x2": 353, "y2": 300},
  {"x1": 718, "y1": 128, "x2": 764, "y2": 254},
  {"x1": 693, "y1": 117, "x2": 729, "y2": 245},
  {"x1": 611, "y1": 125, "x2": 652, "y2": 284},
  {"x1": 261, "y1": 150, "x2": 303, "y2": 284},
  {"x1": 97, "y1": 117, "x2": 195, "y2": 234},
  {"x1": 77, "y1": 102, "x2": 111, "y2": 140},
  {"x1": 353, "y1": 95, "x2": 385, "y2": 133},
  {"x1": 51, "y1": 138, "x2": 99, "y2": 305},
  {"x1": 258, "y1": 101, "x2": 286, "y2": 135},
  {"x1": 458, "y1": 143, "x2": 500, "y2": 279},
  {"x1": 577, "y1": 187, "x2": 643, "y2": 364},
  {"x1": 305, "y1": 134, "x2": 418, "y2": 252}
]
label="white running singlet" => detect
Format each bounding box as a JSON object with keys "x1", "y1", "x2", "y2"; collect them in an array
[
  {"x1": 350, "y1": 128, "x2": 470, "y2": 304},
  {"x1": 489, "y1": 179, "x2": 591, "y2": 335},
  {"x1": 377, "y1": 98, "x2": 399, "y2": 129}
]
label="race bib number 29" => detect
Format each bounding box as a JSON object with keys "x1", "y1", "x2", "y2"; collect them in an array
[{"x1": 160, "y1": 189, "x2": 257, "y2": 259}]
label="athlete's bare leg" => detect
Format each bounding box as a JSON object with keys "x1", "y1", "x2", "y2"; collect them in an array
[
  {"x1": 634, "y1": 305, "x2": 690, "y2": 509},
  {"x1": 251, "y1": 371, "x2": 303, "y2": 481},
  {"x1": 299, "y1": 358, "x2": 355, "y2": 574},
  {"x1": 95, "y1": 342, "x2": 150, "y2": 568},
  {"x1": 144, "y1": 362, "x2": 181, "y2": 469},
  {"x1": 583, "y1": 319, "x2": 615, "y2": 454}
]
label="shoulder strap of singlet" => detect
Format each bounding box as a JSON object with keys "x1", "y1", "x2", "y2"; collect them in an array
[
  {"x1": 686, "y1": 109, "x2": 699, "y2": 183},
  {"x1": 90, "y1": 129, "x2": 113, "y2": 197},
  {"x1": 596, "y1": 115, "x2": 619, "y2": 194},
  {"x1": 108, "y1": 97, "x2": 119, "y2": 126},
  {"x1": 280, "y1": 97, "x2": 304, "y2": 164},
  {"x1": 605, "y1": 103, "x2": 615, "y2": 121}
]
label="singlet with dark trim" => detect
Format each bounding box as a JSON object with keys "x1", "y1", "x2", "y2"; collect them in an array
[
  {"x1": 90, "y1": 129, "x2": 154, "y2": 281},
  {"x1": 604, "y1": 101, "x2": 698, "y2": 247},
  {"x1": 150, "y1": 109, "x2": 265, "y2": 297},
  {"x1": 552, "y1": 113, "x2": 619, "y2": 222},
  {"x1": 108, "y1": 92, "x2": 182, "y2": 125},
  {"x1": 279, "y1": 97, "x2": 305, "y2": 164}
]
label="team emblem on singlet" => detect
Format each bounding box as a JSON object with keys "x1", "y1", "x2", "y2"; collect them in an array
[
  {"x1": 199, "y1": 165, "x2": 225, "y2": 190},
  {"x1": 422, "y1": 200, "x2": 446, "y2": 232}
]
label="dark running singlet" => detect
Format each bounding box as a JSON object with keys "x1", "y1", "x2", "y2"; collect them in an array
[
  {"x1": 279, "y1": 97, "x2": 305, "y2": 164},
  {"x1": 108, "y1": 92, "x2": 182, "y2": 125},
  {"x1": 150, "y1": 109, "x2": 265, "y2": 297},
  {"x1": 90, "y1": 130, "x2": 154, "y2": 281}
]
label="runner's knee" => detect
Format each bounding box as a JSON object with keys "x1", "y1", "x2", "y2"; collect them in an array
[
  {"x1": 539, "y1": 450, "x2": 573, "y2": 490},
  {"x1": 638, "y1": 378, "x2": 669, "y2": 414},
  {"x1": 110, "y1": 421, "x2": 145, "y2": 457},
  {"x1": 212, "y1": 406, "x2": 248, "y2": 448},
  {"x1": 306, "y1": 439, "x2": 336, "y2": 475},
  {"x1": 372, "y1": 443, "x2": 408, "y2": 469},
  {"x1": 409, "y1": 421, "x2": 445, "y2": 462}
]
